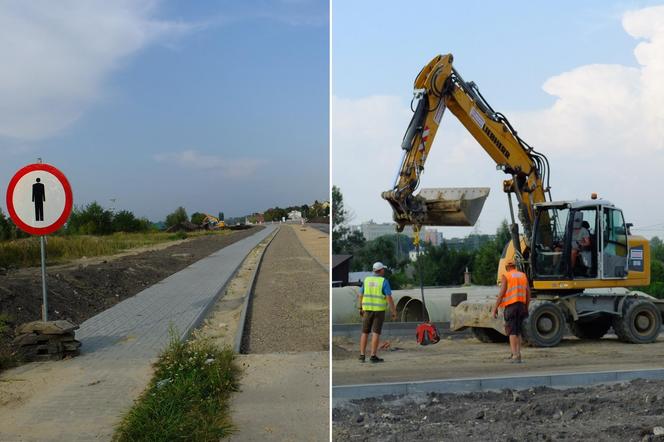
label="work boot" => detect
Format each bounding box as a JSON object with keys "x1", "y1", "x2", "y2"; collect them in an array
[
  {"x1": 370, "y1": 355, "x2": 384, "y2": 363},
  {"x1": 358, "y1": 354, "x2": 365, "y2": 363}
]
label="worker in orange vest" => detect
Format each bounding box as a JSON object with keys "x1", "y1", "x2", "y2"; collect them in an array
[{"x1": 492, "y1": 260, "x2": 530, "y2": 363}]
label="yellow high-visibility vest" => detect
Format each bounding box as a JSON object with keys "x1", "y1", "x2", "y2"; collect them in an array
[{"x1": 362, "y1": 276, "x2": 387, "y2": 311}]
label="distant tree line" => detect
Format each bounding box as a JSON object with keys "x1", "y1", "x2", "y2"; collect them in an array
[
  {"x1": 333, "y1": 186, "x2": 664, "y2": 296},
  {"x1": 66, "y1": 202, "x2": 153, "y2": 234},
  {"x1": 0, "y1": 202, "x2": 155, "y2": 238},
  {"x1": 262, "y1": 201, "x2": 328, "y2": 222}
]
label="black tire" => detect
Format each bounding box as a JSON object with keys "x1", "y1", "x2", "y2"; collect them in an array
[
  {"x1": 471, "y1": 327, "x2": 508, "y2": 343},
  {"x1": 569, "y1": 316, "x2": 612, "y2": 340},
  {"x1": 522, "y1": 301, "x2": 565, "y2": 347},
  {"x1": 612, "y1": 298, "x2": 662, "y2": 344}
]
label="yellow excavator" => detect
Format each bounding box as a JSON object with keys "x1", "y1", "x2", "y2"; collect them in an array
[
  {"x1": 382, "y1": 54, "x2": 661, "y2": 346},
  {"x1": 202, "y1": 214, "x2": 225, "y2": 230}
]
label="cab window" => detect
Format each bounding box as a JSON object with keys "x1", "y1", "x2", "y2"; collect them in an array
[
  {"x1": 602, "y1": 208, "x2": 628, "y2": 278},
  {"x1": 570, "y1": 209, "x2": 598, "y2": 278},
  {"x1": 533, "y1": 207, "x2": 568, "y2": 278}
]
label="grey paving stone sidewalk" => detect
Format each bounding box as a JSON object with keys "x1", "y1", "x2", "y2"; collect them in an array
[{"x1": 0, "y1": 225, "x2": 276, "y2": 442}]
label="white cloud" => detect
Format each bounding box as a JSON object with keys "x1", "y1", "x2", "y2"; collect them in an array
[
  {"x1": 154, "y1": 149, "x2": 266, "y2": 178},
  {"x1": 333, "y1": 5, "x2": 664, "y2": 237},
  {"x1": 0, "y1": 1, "x2": 196, "y2": 140}
]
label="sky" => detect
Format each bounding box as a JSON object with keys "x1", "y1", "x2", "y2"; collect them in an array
[
  {"x1": 332, "y1": 0, "x2": 664, "y2": 239},
  {"x1": 0, "y1": 0, "x2": 329, "y2": 222}
]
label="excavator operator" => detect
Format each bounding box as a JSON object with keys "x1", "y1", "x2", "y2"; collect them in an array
[{"x1": 571, "y1": 213, "x2": 591, "y2": 273}]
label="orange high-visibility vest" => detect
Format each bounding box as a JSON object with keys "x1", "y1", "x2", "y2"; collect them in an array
[{"x1": 499, "y1": 270, "x2": 528, "y2": 308}]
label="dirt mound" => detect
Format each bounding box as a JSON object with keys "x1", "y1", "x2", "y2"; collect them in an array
[
  {"x1": 333, "y1": 378, "x2": 664, "y2": 441},
  {"x1": 0, "y1": 227, "x2": 262, "y2": 361}
]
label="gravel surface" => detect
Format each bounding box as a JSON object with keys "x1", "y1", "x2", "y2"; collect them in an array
[
  {"x1": 333, "y1": 379, "x2": 664, "y2": 441},
  {"x1": 0, "y1": 227, "x2": 263, "y2": 357},
  {"x1": 332, "y1": 335, "x2": 664, "y2": 386},
  {"x1": 242, "y1": 225, "x2": 328, "y2": 353}
]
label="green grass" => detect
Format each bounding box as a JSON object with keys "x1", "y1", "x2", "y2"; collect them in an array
[
  {"x1": 114, "y1": 331, "x2": 240, "y2": 441},
  {"x1": 0, "y1": 230, "x2": 229, "y2": 268}
]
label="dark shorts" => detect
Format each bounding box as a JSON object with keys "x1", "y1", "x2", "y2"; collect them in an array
[
  {"x1": 504, "y1": 303, "x2": 528, "y2": 336},
  {"x1": 362, "y1": 311, "x2": 386, "y2": 334}
]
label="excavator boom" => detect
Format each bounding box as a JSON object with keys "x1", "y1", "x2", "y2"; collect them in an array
[{"x1": 382, "y1": 54, "x2": 551, "y2": 243}]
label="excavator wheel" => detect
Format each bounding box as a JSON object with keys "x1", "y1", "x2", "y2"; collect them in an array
[
  {"x1": 569, "y1": 316, "x2": 612, "y2": 340},
  {"x1": 612, "y1": 298, "x2": 662, "y2": 344},
  {"x1": 522, "y1": 301, "x2": 565, "y2": 347},
  {"x1": 471, "y1": 327, "x2": 508, "y2": 343}
]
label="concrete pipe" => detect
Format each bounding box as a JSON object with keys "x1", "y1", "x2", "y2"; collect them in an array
[
  {"x1": 333, "y1": 285, "x2": 500, "y2": 324},
  {"x1": 332, "y1": 286, "x2": 362, "y2": 324}
]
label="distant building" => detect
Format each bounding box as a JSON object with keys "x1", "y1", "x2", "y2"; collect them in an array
[
  {"x1": 288, "y1": 210, "x2": 302, "y2": 220},
  {"x1": 424, "y1": 229, "x2": 444, "y2": 246},
  {"x1": 332, "y1": 255, "x2": 353, "y2": 287},
  {"x1": 351, "y1": 221, "x2": 427, "y2": 242},
  {"x1": 245, "y1": 213, "x2": 264, "y2": 224}
]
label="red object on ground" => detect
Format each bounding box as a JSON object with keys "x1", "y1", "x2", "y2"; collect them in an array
[{"x1": 416, "y1": 322, "x2": 440, "y2": 346}]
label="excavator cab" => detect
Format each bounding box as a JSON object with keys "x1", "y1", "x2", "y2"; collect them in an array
[{"x1": 531, "y1": 200, "x2": 629, "y2": 283}]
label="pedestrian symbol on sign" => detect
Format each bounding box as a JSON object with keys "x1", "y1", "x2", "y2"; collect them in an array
[
  {"x1": 32, "y1": 178, "x2": 45, "y2": 221},
  {"x1": 7, "y1": 163, "x2": 73, "y2": 321}
]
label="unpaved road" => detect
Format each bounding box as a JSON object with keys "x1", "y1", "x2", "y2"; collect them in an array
[
  {"x1": 333, "y1": 379, "x2": 664, "y2": 441},
  {"x1": 242, "y1": 224, "x2": 328, "y2": 353},
  {"x1": 333, "y1": 335, "x2": 664, "y2": 385},
  {"x1": 231, "y1": 224, "x2": 329, "y2": 441},
  {"x1": 0, "y1": 227, "x2": 262, "y2": 359}
]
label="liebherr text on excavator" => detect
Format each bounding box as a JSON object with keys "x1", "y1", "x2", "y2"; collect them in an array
[{"x1": 383, "y1": 54, "x2": 661, "y2": 347}]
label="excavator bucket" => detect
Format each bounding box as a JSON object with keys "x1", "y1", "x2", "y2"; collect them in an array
[
  {"x1": 417, "y1": 187, "x2": 490, "y2": 226},
  {"x1": 414, "y1": 187, "x2": 490, "y2": 227},
  {"x1": 382, "y1": 187, "x2": 490, "y2": 231}
]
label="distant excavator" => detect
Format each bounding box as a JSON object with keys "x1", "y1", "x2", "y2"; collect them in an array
[
  {"x1": 382, "y1": 54, "x2": 661, "y2": 346},
  {"x1": 201, "y1": 214, "x2": 225, "y2": 230}
]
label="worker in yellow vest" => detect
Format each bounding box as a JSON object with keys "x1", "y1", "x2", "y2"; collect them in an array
[
  {"x1": 492, "y1": 260, "x2": 530, "y2": 363},
  {"x1": 359, "y1": 262, "x2": 397, "y2": 363}
]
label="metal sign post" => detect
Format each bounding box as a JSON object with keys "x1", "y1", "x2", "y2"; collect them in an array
[
  {"x1": 6, "y1": 162, "x2": 72, "y2": 323},
  {"x1": 40, "y1": 236, "x2": 48, "y2": 321}
]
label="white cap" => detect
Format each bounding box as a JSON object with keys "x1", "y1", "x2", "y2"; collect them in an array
[{"x1": 372, "y1": 262, "x2": 386, "y2": 272}]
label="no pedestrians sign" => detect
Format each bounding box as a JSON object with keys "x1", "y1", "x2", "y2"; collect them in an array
[{"x1": 6, "y1": 163, "x2": 73, "y2": 235}]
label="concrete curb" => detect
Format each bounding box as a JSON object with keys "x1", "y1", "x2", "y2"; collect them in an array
[
  {"x1": 179, "y1": 226, "x2": 273, "y2": 342},
  {"x1": 233, "y1": 227, "x2": 280, "y2": 353},
  {"x1": 333, "y1": 368, "x2": 664, "y2": 403}
]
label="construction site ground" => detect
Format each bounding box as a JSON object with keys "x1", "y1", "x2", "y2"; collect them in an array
[
  {"x1": 333, "y1": 378, "x2": 664, "y2": 441},
  {"x1": 0, "y1": 226, "x2": 274, "y2": 441},
  {"x1": 333, "y1": 333, "x2": 664, "y2": 441},
  {"x1": 230, "y1": 224, "x2": 329, "y2": 442},
  {"x1": 0, "y1": 227, "x2": 263, "y2": 357},
  {"x1": 333, "y1": 333, "x2": 664, "y2": 385}
]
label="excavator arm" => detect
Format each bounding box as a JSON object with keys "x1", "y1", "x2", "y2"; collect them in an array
[{"x1": 382, "y1": 54, "x2": 552, "y2": 246}]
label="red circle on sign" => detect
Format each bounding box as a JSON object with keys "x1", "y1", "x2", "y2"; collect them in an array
[{"x1": 6, "y1": 163, "x2": 73, "y2": 236}]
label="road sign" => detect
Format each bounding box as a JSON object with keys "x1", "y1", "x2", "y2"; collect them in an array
[{"x1": 6, "y1": 163, "x2": 73, "y2": 235}]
